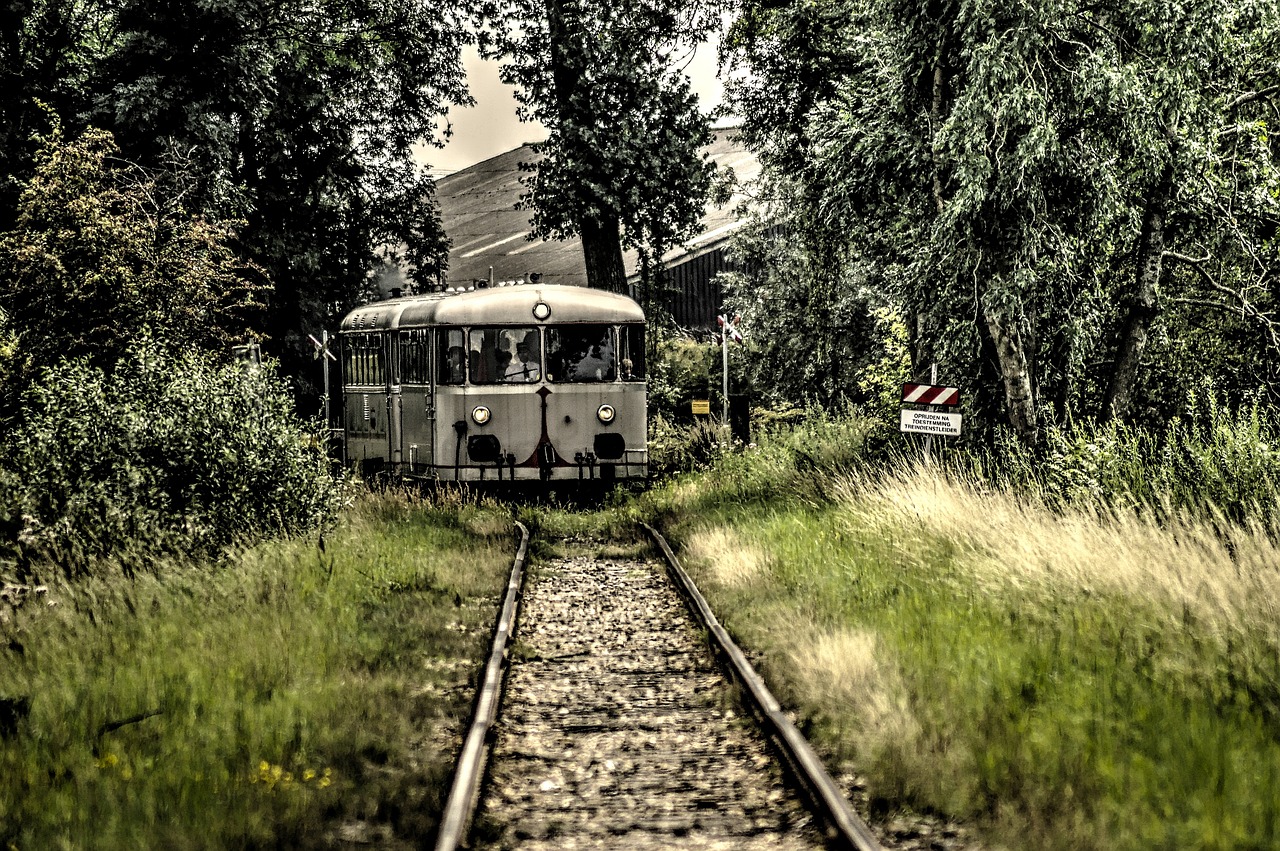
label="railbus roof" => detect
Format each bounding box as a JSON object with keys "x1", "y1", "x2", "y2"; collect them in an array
[{"x1": 338, "y1": 284, "x2": 644, "y2": 333}]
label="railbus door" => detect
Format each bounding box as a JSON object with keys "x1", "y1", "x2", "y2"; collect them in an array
[
  {"x1": 387, "y1": 331, "x2": 402, "y2": 471},
  {"x1": 396, "y1": 328, "x2": 434, "y2": 477},
  {"x1": 432, "y1": 327, "x2": 468, "y2": 480},
  {"x1": 341, "y1": 331, "x2": 391, "y2": 476}
]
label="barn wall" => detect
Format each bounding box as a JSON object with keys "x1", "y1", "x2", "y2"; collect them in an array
[{"x1": 663, "y1": 248, "x2": 732, "y2": 329}]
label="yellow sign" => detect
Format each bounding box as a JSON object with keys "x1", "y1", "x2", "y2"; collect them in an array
[{"x1": 691, "y1": 399, "x2": 711, "y2": 415}]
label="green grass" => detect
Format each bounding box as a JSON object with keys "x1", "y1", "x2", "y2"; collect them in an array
[
  {"x1": 642, "y1": 413, "x2": 1280, "y2": 850},
  {"x1": 0, "y1": 487, "x2": 514, "y2": 849}
]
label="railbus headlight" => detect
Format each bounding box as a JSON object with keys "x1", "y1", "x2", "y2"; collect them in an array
[
  {"x1": 471, "y1": 405, "x2": 492, "y2": 425},
  {"x1": 596, "y1": 404, "x2": 616, "y2": 424}
]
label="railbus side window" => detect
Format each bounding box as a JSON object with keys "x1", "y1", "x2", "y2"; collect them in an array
[
  {"x1": 545, "y1": 324, "x2": 616, "y2": 383},
  {"x1": 342, "y1": 333, "x2": 386, "y2": 387},
  {"x1": 437, "y1": 327, "x2": 466, "y2": 385},
  {"x1": 620, "y1": 324, "x2": 646, "y2": 380},
  {"x1": 399, "y1": 329, "x2": 430, "y2": 384},
  {"x1": 371, "y1": 334, "x2": 384, "y2": 385}
]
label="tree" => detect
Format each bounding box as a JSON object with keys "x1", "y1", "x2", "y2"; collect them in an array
[
  {"x1": 0, "y1": 1, "x2": 477, "y2": 405},
  {"x1": 0, "y1": 0, "x2": 104, "y2": 229},
  {"x1": 485, "y1": 0, "x2": 719, "y2": 302},
  {"x1": 723, "y1": 0, "x2": 1280, "y2": 444},
  {"x1": 0, "y1": 120, "x2": 265, "y2": 415},
  {"x1": 84, "y1": 0, "x2": 475, "y2": 398}
]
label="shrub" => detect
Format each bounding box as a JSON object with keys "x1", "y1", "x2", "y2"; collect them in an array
[
  {"x1": 647, "y1": 333, "x2": 718, "y2": 421},
  {"x1": 973, "y1": 391, "x2": 1280, "y2": 525},
  {"x1": 0, "y1": 340, "x2": 341, "y2": 577},
  {"x1": 647, "y1": 413, "x2": 733, "y2": 476}
]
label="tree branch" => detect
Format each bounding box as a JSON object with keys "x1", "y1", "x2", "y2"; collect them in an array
[
  {"x1": 1164, "y1": 251, "x2": 1280, "y2": 352},
  {"x1": 1227, "y1": 85, "x2": 1280, "y2": 111}
]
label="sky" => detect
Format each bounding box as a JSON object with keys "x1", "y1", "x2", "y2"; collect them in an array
[{"x1": 424, "y1": 43, "x2": 727, "y2": 176}]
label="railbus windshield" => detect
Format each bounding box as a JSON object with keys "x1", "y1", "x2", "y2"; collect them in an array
[
  {"x1": 619, "y1": 324, "x2": 645, "y2": 381},
  {"x1": 468, "y1": 326, "x2": 541, "y2": 384},
  {"x1": 546, "y1": 324, "x2": 614, "y2": 383}
]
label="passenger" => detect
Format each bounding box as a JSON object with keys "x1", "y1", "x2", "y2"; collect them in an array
[
  {"x1": 496, "y1": 349, "x2": 513, "y2": 381},
  {"x1": 505, "y1": 339, "x2": 541, "y2": 382},
  {"x1": 573, "y1": 345, "x2": 610, "y2": 381},
  {"x1": 446, "y1": 346, "x2": 465, "y2": 383},
  {"x1": 523, "y1": 330, "x2": 542, "y2": 363}
]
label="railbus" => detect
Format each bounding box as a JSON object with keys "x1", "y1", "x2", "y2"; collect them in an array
[{"x1": 338, "y1": 282, "x2": 647, "y2": 484}]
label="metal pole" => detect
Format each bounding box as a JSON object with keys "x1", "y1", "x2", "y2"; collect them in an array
[
  {"x1": 924, "y1": 362, "x2": 936, "y2": 462},
  {"x1": 322, "y1": 329, "x2": 331, "y2": 429},
  {"x1": 722, "y1": 327, "x2": 730, "y2": 422}
]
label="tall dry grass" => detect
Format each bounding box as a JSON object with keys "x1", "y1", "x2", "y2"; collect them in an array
[
  {"x1": 835, "y1": 465, "x2": 1280, "y2": 654},
  {"x1": 660, "y1": 453, "x2": 1280, "y2": 848}
]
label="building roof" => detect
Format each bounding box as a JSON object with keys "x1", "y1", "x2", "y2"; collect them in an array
[{"x1": 434, "y1": 124, "x2": 760, "y2": 289}]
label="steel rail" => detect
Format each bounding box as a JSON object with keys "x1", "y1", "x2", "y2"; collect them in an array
[
  {"x1": 434, "y1": 520, "x2": 529, "y2": 851},
  {"x1": 643, "y1": 523, "x2": 884, "y2": 851}
]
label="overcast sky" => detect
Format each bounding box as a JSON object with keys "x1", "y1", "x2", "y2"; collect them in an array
[{"x1": 424, "y1": 43, "x2": 726, "y2": 176}]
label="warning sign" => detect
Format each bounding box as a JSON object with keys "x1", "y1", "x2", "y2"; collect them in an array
[
  {"x1": 691, "y1": 399, "x2": 711, "y2": 415},
  {"x1": 901, "y1": 383, "x2": 959, "y2": 406},
  {"x1": 899, "y1": 410, "x2": 962, "y2": 437}
]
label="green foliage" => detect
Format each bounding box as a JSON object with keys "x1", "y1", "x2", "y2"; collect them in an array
[
  {"x1": 2, "y1": 0, "x2": 476, "y2": 399},
  {"x1": 646, "y1": 405, "x2": 893, "y2": 505},
  {"x1": 723, "y1": 0, "x2": 1280, "y2": 439},
  {"x1": 0, "y1": 340, "x2": 340, "y2": 577},
  {"x1": 0, "y1": 488, "x2": 513, "y2": 848},
  {"x1": 719, "y1": 204, "x2": 904, "y2": 412},
  {"x1": 855, "y1": 306, "x2": 912, "y2": 419},
  {"x1": 0, "y1": 120, "x2": 266, "y2": 391},
  {"x1": 646, "y1": 334, "x2": 717, "y2": 418},
  {"x1": 0, "y1": 0, "x2": 102, "y2": 229},
  {"x1": 647, "y1": 414, "x2": 734, "y2": 477},
  {"x1": 486, "y1": 0, "x2": 718, "y2": 295},
  {"x1": 974, "y1": 390, "x2": 1280, "y2": 525}
]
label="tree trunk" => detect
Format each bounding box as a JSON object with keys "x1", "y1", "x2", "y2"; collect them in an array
[
  {"x1": 1104, "y1": 170, "x2": 1170, "y2": 421},
  {"x1": 983, "y1": 301, "x2": 1039, "y2": 446},
  {"x1": 580, "y1": 212, "x2": 627, "y2": 294}
]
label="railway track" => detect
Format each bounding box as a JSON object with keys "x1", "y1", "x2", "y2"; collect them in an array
[{"x1": 436, "y1": 523, "x2": 883, "y2": 851}]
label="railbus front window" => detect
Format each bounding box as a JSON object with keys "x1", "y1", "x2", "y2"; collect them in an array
[
  {"x1": 546, "y1": 324, "x2": 616, "y2": 383},
  {"x1": 469, "y1": 327, "x2": 541, "y2": 384}
]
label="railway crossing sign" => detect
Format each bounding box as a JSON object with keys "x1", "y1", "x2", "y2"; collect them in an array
[
  {"x1": 899, "y1": 378, "x2": 963, "y2": 438},
  {"x1": 716, "y1": 314, "x2": 744, "y2": 344},
  {"x1": 309, "y1": 333, "x2": 338, "y2": 362},
  {"x1": 901, "y1": 383, "x2": 959, "y2": 406},
  {"x1": 717, "y1": 313, "x2": 744, "y2": 422}
]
